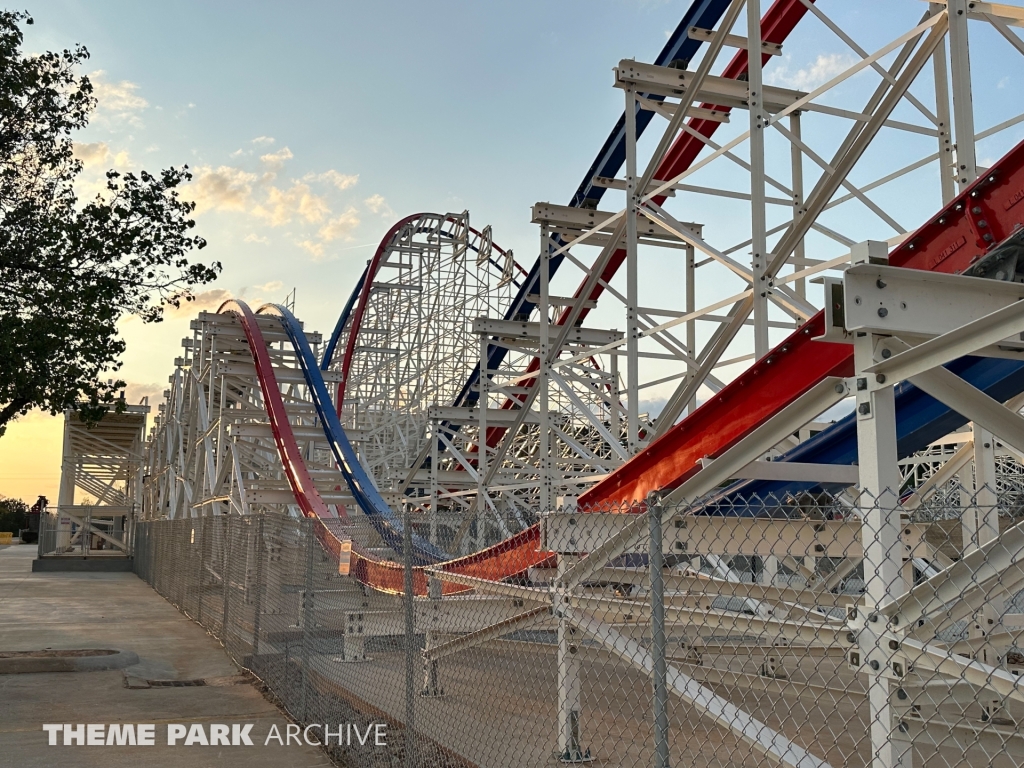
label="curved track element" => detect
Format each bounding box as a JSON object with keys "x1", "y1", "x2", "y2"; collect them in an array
[
  {"x1": 260, "y1": 302, "x2": 447, "y2": 564},
  {"x1": 217, "y1": 299, "x2": 353, "y2": 574},
  {"x1": 252, "y1": 303, "x2": 553, "y2": 594}
]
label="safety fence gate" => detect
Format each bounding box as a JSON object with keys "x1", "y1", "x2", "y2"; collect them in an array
[{"x1": 134, "y1": 486, "x2": 1024, "y2": 768}]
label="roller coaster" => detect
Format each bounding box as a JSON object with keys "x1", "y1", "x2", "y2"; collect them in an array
[{"x1": 135, "y1": 1, "x2": 1024, "y2": 765}]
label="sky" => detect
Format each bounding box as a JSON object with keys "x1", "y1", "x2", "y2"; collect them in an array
[{"x1": 3, "y1": 0, "x2": 1024, "y2": 505}]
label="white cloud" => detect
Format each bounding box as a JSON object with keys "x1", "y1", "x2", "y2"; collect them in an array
[
  {"x1": 244, "y1": 233, "x2": 269, "y2": 244},
  {"x1": 73, "y1": 141, "x2": 110, "y2": 169},
  {"x1": 299, "y1": 240, "x2": 324, "y2": 258},
  {"x1": 260, "y1": 146, "x2": 294, "y2": 172},
  {"x1": 123, "y1": 382, "x2": 164, "y2": 406},
  {"x1": 252, "y1": 182, "x2": 329, "y2": 226},
  {"x1": 305, "y1": 169, "x2": 359, "y2": 190},
  {"x1": 364, "y1": 193, "x2": 394, "y2": 217},
  {"x1": 71, "y1": 143, "x2": 134, "y2": 201},
  {"x1": 766, "y1": 53, "x2": 857, "y2": 91},
  {"x1": 188, "y1": 166, "x2": 258, "y2": 213},
  {"x1": 253, "y1": 280, "x2": 284, "y2": 294},
  {"x1": 89, "y1": 70, "x2": 148, "y2": 125},
  {"x1": 164, "y1": 288, "x2": 233, "y2": 317},
  {"x1": 251, "y1": 136, "x2": 275, "y2": 146},
  {"x1": 319, "y1": 207, "x2": 360, "y2": 242}
]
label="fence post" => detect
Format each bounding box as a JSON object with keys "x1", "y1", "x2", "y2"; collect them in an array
[
  {"x1": 197, "y1": 517, "x2": 206, "y2": 625},
  {"x1": 222, "y1": 515, "x2": 231, "y2": 645},
  {"x1": 252, "y1": 512, "x2": 265, "y2": 661},
  {"x1": 83, "y1": 507, "x2": 91, "y2": 557},
  {"x1": 648, "y1": 491, "x2": 669, "y2": 768},
  {"x1": 301, "y1": 516, "x2": 315, "y2": 722},
  {"x1": 403, "y1": 504, "x2": 416, "y2": 768}
]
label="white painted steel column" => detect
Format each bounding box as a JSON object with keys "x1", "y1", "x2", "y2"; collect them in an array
[
  {"x1": 966, "y1": 426, "x2": 999, "y2": 554},
  {"x1": 685, "y1": 243, "x2": 697, "y2": 415},
  {"x1": 648, "y1": 492, "x2": 669, "y2": 768},
  {"x1": 853, "y1": 243, "x2": 912, "y2": 768},
  {"x1": 478, "y1": 335, "x2": 489, "y2": 548},
  {"x1": 948, "y1": 0, "x2": 977, "y2": 189},
  {"x1": 965, "y1": 426, "x2": 1000, "y2": 670},
  {"x1": 789, "y1": 111, "x2": 806, "y2": 300},
  {"x1": 625, "y1": 84, "x2": 640, "y2": 455},
  {"x1": 402, "y1": 505, "x2": 417, "y2": 767},
  {"x1": 429, "y1": 419, "x2": 439, "y2": 545},
  {"x1": 557, "y1": 554, "x2": 589, "y2": 761},
  {"x1": 540, "y1": 226, "x2": 554, "y2": 514},
  {"x1": 930, "y1": 3, "x2": 956, "y2": 204},
  {"x1": 747, "y1": 0, "x2": 770, "y2": 360},
  {"x1": 610, "y1": 349, "x2": 621, "y2": 441},
  {"x1": 56, "y1": 413, "x2": 75, "y2": 551}
]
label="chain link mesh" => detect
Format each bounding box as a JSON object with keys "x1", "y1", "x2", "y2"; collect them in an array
[{"x1": 133, "y1": 485, "x2": 1024, "y2": 766}]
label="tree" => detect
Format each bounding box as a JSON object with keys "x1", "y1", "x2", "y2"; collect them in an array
[
  {"x1": 0, "y1": 497, "x2": 28, "y2": 534},
  {"x1": 0, "y1": 11, "x2": 220, "y2": 434}
]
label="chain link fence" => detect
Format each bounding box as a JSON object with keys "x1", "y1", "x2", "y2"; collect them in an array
[{"x1": 134, "y1": 485, "x2": 1024, "y2": 767}]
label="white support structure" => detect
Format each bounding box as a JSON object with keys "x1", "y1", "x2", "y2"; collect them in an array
[
  {"x1": 132, "y1": 5, "x2": 1024, "y2": 766},
  {"x1": 47, "y1": 404, "x2": 149, "y2": 558},
  {"x1": 556, "y1": 555, "x2": 590, "y2": 763},
  {"x1": 748, "y1": 0, "x2": 770, "y2": 360},
  {"x1": 948, "y1": 0, "x2": 978, "y2": 189},
  {"x1": 853, "y1": 309, "x2": 913, "y2": 768}
]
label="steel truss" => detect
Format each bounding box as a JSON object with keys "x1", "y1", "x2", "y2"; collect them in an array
[
  {"x1": 45, "y1": 405, "x2": 149, "y2": 557},
  {"x1": 134, "y1": 2, "x2": 1024, "y2": 766}
]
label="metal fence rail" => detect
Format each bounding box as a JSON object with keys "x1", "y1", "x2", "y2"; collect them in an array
[{"x1": 134, "y1": 486, "x2": 1024, "y2": 767}]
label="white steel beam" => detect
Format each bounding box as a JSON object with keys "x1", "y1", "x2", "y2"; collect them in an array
[
  {"x1": 625, "y1": 82, "x2": 640, "y2": 456},
  {"x1": 948, "y1": 0, "x2": 978, "y2": 188},
  {"x1": 748, "y1": 0, "x2": 770, "y2": 359},
  {"x1": 907, "y1": 362, "x2": 1024, "y2": 456},
  {"x1": 564, "y1": 605, "x2": 832, "y2": 768},
  {"x1": 421, "y1": 606, "x2": 550, "y2": 664},
  {"x1": 718, "y1": 459, "x2": 858, "y2": 484},
  {"x1": 879, "y1": 514, "x2": 1024, "y2": 628},
  {"x1": 686, "y1": 24, "x2": 783, "y2": 55},
  {"x1": 843, "y1": 264, "x2": 1024, "y2": 338},
  {"x1": 865, "y1": 299, "x2": 1024, "y2": 382},
  {"x1": 898, "y1": 635, "x2": 1024, "y2": 705},
  {"x1": 663, "y1": 376, "x2": 850, "y2": 505}
]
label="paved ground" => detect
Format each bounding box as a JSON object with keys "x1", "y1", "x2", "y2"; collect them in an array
[{"x1": 0, "y1": 545, "x2": 333, "y2": 768}]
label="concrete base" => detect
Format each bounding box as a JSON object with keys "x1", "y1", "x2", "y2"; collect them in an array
[
  {"x1": 32, "y1": 556, "x2": 133, "y2": 572},
  {"x1": 0, "y1": 545, "x2": 332, "y2": 768}
]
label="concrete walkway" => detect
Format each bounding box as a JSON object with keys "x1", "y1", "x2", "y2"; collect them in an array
[{"x1": 0, "y1": 545, "x2": 333, "y2": 767}]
